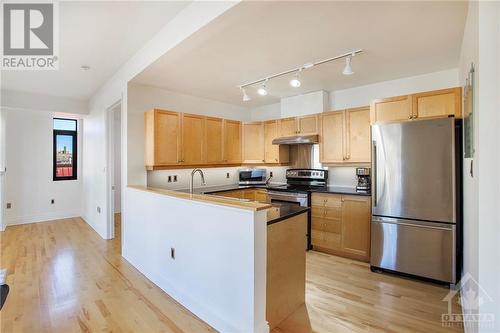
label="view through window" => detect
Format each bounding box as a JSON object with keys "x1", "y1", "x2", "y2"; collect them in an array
[{"x1": 53, "y1": 118, "x2": 77, "y2": 181}]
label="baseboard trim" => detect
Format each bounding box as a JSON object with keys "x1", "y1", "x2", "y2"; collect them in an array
[{"x1": 6, "y1": 211, "x2": 82, "y2": 226}]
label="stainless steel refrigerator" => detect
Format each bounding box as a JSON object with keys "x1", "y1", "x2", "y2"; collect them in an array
[{"x1": 370, "y1": 117, "x2": 462, "y2": 283}]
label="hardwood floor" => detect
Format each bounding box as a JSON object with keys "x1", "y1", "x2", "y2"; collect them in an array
[{"x1": 1, "y1": 216, "x2": 462, "y2": 333}]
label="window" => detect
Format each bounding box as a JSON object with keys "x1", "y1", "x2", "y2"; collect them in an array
[{"x1": 53, "y1": 118, "x2": 77, "y2": 181}]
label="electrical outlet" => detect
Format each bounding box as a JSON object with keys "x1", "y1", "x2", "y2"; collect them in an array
[
  {"x1": 226, "y1": 172, "x2": 230, "y2": 178},
  {"x1": 167, "y1": 176, "x2": 172, "y2": 183},
  {"x1": 6, "y1": 203, "x2": 11, "y2": 209},
  {"x1": 97, "y1": 206, "x2": 101, "y2": 214},
  {"x1": 270, "y1": 171, "x2": 273, "y2": 177},
  {"x1": 170, "y1": 247, "x2": 175, "y2": 260},
  {"x1": 51, "y1": 199, "x2": 55, "y2": 205},
  {"x1": 173, "y1": 175, "x2": 177, "y2": 182}
]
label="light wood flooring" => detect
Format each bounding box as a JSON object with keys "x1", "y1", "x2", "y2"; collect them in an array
[{"x1": 0, "y1": 216, "x2": 462, "y2": 332}]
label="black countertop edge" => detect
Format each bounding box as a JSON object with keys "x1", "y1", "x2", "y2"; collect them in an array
[
  {"x1": 177, "y1": 184, "x2": 371, "y2": 197},
  {"x1": 267, "y1": 205, "x2": 310, "y2": 226}
]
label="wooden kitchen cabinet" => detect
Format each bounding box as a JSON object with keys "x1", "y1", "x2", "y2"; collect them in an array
[
  {"x1": 223, "y1": 120, "x2": 242, "y2": 164},
  {"x1": 181, "y1": 113, "x2": 205, "y2": 165},
  {"x1": 412, "y1": 87, "x2": 462, "y2": 119},
  {"x1": 297, "y1": 114, "x2": 319, "y2": 134},
  {"x1": 345, "y1": 107, "x2": 371, "y2": 163},
  {"x1": 320, "y1": 108, "x2": 370, "y2": 165},
  {"x1": 278, "y1": 117, "x2": 298, "y2": 136},
  {"x1": 243, "y1": 122, "x2": 265, "y2": 163},
  {"x1": 370, "y1": 87, "x2": 462, "y2": 125},
  {"x1": 205, "y1": 117, "x2": 224, "y2": 164},
  {"x1": 311, "y1": 192, "x2": 371, "y2": 262},
  {"x1": 144, "y1": 109, "x2": 181, "y2": 168},
  {"x1": 264, "y1": 120, "x2": 289, "y2": 164}
]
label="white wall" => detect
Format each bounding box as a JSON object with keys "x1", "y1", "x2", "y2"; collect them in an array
[
  {"x1": 0, "y1": 109, "x2": 5, "y2": 231},
  {"x1": 459, "y1": 2, "x2": 479, "y2": 330},
  {"x1": 123, "y1": 187, "x2": 268, "y2": 333},
  {"x1": 83, "y1": 1, "x2": 239, "y2": 239},
  {"x1": 250, "y1": 102, "x2": 281, "y2": 122},
  {"x1": 2, "y1": 108, "x2": 83, "y2": 225},
  {"x1": 1, "y1": 90, "x2": 88, "y2": 115}
]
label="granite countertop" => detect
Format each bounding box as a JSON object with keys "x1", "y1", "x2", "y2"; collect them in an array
[
  {"x1": 266, "y1": 203, "x2": 310, "y2": 225},
  {"x1": 177, "y1": 183, "x2": 370, "y2": 196}
]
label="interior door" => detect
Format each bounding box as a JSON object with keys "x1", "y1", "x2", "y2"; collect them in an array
[{"x1": 372, "y1": 118, "x2": 456, "y2": 223}]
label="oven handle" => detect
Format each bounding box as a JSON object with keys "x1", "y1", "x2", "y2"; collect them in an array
[{"x1": 267, "y1": 191, "x2": 308, "y2": 198}]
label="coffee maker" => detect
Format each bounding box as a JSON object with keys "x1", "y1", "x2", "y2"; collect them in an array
[{"x1": 356, "y1": 168, "x2": 371, "y2": 192}]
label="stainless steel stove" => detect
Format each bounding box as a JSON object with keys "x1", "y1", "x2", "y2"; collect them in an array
[{"x1": 267, "y1": 169, "x2": 328, "y2": 249}]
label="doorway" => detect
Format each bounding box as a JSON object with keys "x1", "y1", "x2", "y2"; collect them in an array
[{"x1": 106, "y1": 102, "x2": 122, "y2": 240}]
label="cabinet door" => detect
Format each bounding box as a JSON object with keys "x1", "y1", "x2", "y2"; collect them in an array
[
  {"x1": 298, "y1": 115, "x2": 318, "y2": 134},
  {"x1": 413, "y1": 87, "x2": 462, "y2": 119},
  {"x1": 152, "y1": 110, "x2": 181, "y2": 165},
  {"x1": 264, "y1": 120, "x2": 289, "y2": 163},
  {"x1": 345, "y1": 107, "x2": 371, "y2": 163},
  {"x1": 223, "y1": 120, "x2": 242, "y2": 164},
  {"x1": 370, "y1": 95, "x2": 412, "y2": 124},
  {"x1": 278, "y1": 118, "x2": 298, "y2": 136},
  {"x1": 181, "y1": 113, "x2": 205, "y2": 164},
  {"x1": 341, "y1": 195, "x2": 371, "y2": 261},
  {"x1": 206, "y1": 117, "x2": 224, "y2": 164},
  {"x1": 243, "y1": 122, "x2": 265, "y2": 163},
  {"x1": 255, "y1": 190, "x2": 269, "y2": 203},
  {"x1": 320, "y1": 111, "x2": 345, "y2": 163}
]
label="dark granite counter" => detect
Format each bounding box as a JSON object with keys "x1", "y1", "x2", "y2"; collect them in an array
[
  {"x1": 266, "y1": 203, "x2": 310, "y2": 225},
  {"x1": 309, "y1": 186, "x2": 371, "y2": 196}
]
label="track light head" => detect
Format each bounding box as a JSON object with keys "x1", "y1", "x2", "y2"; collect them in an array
[
  {"x1": 257, "y1": 80, "x2": 268, "y2": 96},
  {"x1": 343, "y1": 56, "x2": 354, "y2": 75},
  {"x1": 241, "y1": 87, "x2": 251, "y2": 102},
  {"x1": 290, "y1": 71, "x2": 301, "y2": 88}
]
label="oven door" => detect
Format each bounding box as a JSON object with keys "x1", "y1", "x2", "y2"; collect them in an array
[{"x1": 267, "y1": 191, "x2": 308, "y2": 207}]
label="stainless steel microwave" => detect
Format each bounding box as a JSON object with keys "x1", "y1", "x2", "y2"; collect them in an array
[{"x1": 238, "y1": 168, "x2": 267, "y2": 185}]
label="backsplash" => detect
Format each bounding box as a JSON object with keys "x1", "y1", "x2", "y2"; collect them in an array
[
  {"x1": 327, "y1": 166, "x2": 358, "y2": 188},
  {"x1": 147, "y1": 166, "x2": 288, "y2": 190}
]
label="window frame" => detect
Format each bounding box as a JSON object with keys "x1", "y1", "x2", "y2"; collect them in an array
[{"x1": 53, "y1": 118, "x2": 78, "y2": 181}]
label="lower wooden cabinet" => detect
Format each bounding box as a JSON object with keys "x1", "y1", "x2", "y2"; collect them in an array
[
  {"x1": 311, "y1": 193, "x2": 371, "y2": 262},
  {"x1": 214, "y1": 188, "x2": 269, "y2": 203}
]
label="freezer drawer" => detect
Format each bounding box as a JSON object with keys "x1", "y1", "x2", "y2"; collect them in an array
[{"x1": 370, "y1": 217, "x2": 456, "y2": 283}]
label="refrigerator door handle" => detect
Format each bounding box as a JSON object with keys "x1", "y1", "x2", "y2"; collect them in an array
[
  {"x1": 373, "y1": 218, "x2": 453, "y2": 231},
  {"x1": 372, "y1": 140, "x2": 377, "y2": 207}
]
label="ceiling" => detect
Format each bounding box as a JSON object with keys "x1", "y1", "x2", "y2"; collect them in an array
[
  {"x1": 132, "y1": 1, "x2": 468, "y2": 107},
  {"x1": 1, "y1": 1, "x2": 190, "y2": 101}
]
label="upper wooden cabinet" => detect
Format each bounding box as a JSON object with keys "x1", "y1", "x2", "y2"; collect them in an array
[
  {"x1": 320, "y1": 107, "x2": 371, "y2": 164},
  {"x1": 370, "y1": 87, "x2": 462, "y2": 124},
  {"x1": 144, "y1": 110, "x2": 242, "y2": 169},
  {"x1": 223, "y1": 120, "x2": 242, "y2": 164},
  {"x1": 370, "y1": 95, "x2": 412, "y2": 124},
  {"x1": 145, "y1": 109, "x2": 181, "y2": 168},
  {"x1": 320, "y1": 111, "x2": 345, "y2": 164},
  {"x1": 242, "y1": 122, "x2": 265, "y2": 163},
  {"x1": 345, "y1": 107, "x2": 371, "y2": 163},
  {"x1": 278, "y1": 115, "x2": 319, "y2": 136},
  {"x1": 181, "y1": 113, "x2": 205, "y2": 165},
  {"x1": 206, "y1": 117, "x2": 224, "y2": 164},
  {"x1": 278, "y1": 118, "x2": 297, "y2": 137},
  {"x1": 297, "y1": 114, "x2": 319, "y2": 134},
  {"x1": 264, "y1": 120, "x2": 289, "y2": 164},
  {"x1": 412, "y1": 87, "x2": 462, "y2": 119}
]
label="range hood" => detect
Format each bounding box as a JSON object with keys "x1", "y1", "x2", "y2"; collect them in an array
[{"x1": 272, "y1": 134, "x2": 319, "y2": 145}]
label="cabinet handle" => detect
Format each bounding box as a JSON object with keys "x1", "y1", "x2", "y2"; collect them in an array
[
  {"x1": 408, "y1": 115, "x2": 412, "y2": 119},
  {"x1": 412, "y1": 114, "x2": 418, "y2": 119},
  {"x1": 275, "y1": 158, "x2": 278, "y2": 162}
]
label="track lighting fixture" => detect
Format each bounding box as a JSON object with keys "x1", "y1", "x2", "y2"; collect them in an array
[
  {"x1": 257, "y1": 80, "x2": 268, "y2": 96},
  {"x1": 290, "y1": 70, "x2": 301, "y2": 88},
  {"x1": 238, "y1": 49, "x2": 362, "y2": 98},
  {"x1": 241, "y1": 87, "x2": 251, "y2": 102}
]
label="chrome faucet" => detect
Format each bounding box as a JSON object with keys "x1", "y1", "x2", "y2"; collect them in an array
[{"x1": 190, "y1": 168, "x2": 206, "y2": 193}]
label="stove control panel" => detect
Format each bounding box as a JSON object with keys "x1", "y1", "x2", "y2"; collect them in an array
[{"x1": 286, "y1": 169, "x2": 328, "y2": 180}]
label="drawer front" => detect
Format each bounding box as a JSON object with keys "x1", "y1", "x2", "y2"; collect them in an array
[
  {"x1": 311, "y1": 206, "x2": 325, "y2": 218},
  {"x1": 313, "y1": 217, "x2": 341, "y2": 234},
  {"x1": 311, "y1": 230, "x2": 341, "y2": 250},
  {"x1": 324, "y1": 206, "x2": 341, "y2": 220},
  {"x1": 311, "y1": 193, "x2": 342, "y2": 208}
]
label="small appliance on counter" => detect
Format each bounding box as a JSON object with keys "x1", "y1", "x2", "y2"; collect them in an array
[
  {"x1": 356, "y1": 167, "x2": 371, "y2": 192},
  {"x1": 238, "y1": 168, "x2": 267, "y2": 185}
]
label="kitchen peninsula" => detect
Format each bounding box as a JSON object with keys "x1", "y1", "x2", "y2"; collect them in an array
[{"x1": 124, "y1": 185, "x2": 309, "y2": 332}]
